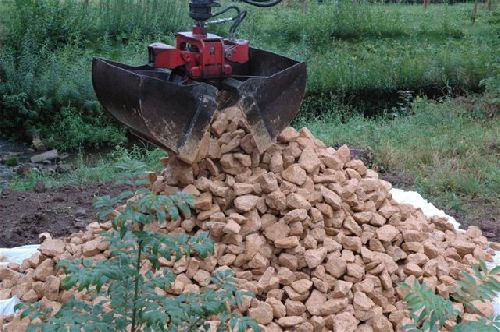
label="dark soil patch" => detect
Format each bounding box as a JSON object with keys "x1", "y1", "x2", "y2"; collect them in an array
[
  {"x1": 380, "y1": 172, "x2": 415, "y2": 189},
  {"x1": 0, "y1": 183, "x2": 129, "y2": 248},
  {"x1": 304, "y1": 84, "x2": 481, "y2": 118},
  {"x1": 446, "y1": 198, "x2": 500, "y2": 243}
]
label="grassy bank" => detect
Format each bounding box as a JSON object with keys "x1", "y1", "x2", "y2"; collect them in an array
[
  {"x1": 0, "y1": 0, "x2": 498, "y2": 149},
  {"x1": 9, "y1": 146, "x2": 165, "y2": 191},
  {"x1": 241, "y1": 2, "x2": 498, "y2": 96}
]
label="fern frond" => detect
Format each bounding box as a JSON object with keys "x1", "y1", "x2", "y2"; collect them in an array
[
  {"x1": 452, "y1": 261, "x2": 500, "y2": 313},
  {"x1": 401, "y1": 280, "x2": 459, "y2": 332}
]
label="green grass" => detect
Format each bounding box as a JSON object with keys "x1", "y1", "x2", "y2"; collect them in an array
[
  {"x1": 9, "y1": 146, "x2": 165, "y2": 191},
  {"x1": 238, "y1": 2, "x2": 498, "y2": 95},
  {"x1": 296, "y1": 94, "x2": 499, "y2": 216}
]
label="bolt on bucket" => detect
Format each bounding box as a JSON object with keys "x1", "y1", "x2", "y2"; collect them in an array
[{"x1": 92, "y1": 48, "x2": 306, "y2": 163}]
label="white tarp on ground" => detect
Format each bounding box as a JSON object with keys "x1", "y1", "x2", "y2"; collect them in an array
[
  {"x1": 0, "y1": 244, "x2": 40, "y2": 266},
  {"x1": 390, "y1": 188, "x2": 500, "y2": 316},
  {"x1": 390, "y1": 189, "x2": 462, "y2": 231},
  {"x1": 0, "y1": 189, "x2": 497, "y2": 316},
  {"x1": 0, "y1": 245, "x2": 39, "y2": 315},
  {"x1": 0, "y1": 297, "x2": 20, "y2": 316}
]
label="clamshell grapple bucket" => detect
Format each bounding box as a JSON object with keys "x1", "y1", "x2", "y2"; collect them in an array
[{"x1": 92, "y1": 48, "x2": 306, "y2": 163}]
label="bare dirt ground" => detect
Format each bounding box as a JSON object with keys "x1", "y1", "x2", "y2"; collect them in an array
[{"x1": 0, "y1": 183, "x2": 129, "y2": 247}]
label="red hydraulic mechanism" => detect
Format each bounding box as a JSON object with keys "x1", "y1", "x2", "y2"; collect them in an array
[
  {"x1": 147, "y1": 0, "x2": 285, "y2": 79},
  {"x1": 148, "y1": 25, "x2": 249, "y2": 79}
]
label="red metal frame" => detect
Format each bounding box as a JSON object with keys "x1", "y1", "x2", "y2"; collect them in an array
[{"x1": 148, "y1": 26, "x2": 249, "y2": 79}]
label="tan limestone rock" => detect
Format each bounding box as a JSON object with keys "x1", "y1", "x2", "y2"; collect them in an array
[{"x1": 39, "y1": 239, "x2": 65, "y2": 257}]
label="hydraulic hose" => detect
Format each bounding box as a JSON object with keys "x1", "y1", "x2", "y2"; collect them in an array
[
  {"x1": 209, "y1": 5, "x2": 247, "y2": 36},
  {"x1": 240, "y1": 0, "x2": 283, "y2": 7}
]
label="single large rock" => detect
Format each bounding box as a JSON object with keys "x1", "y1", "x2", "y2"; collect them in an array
[
  {"x1": 39, "y1": 239, "x2": 65, "y2": 257},
  {"x1": 0, "y1": 268, "x2": 20, "y2": 282},
  {"x1": 277, "y1": 316, "x2": 305, "y2": 328},
  {"x1": 43, "y1": 275, "x2": 60, "y2": 301},
  {"x1": 320, "y1": 186, "x2": 342, "y2": 210},
  {"x1": 304, "y1": 248, "x2": 327, "y2": 268},
  {"x1": 234, "y1": 195, "x2": 260, "y2": 212},
  {"x1": 376, "y1": 225, "x2": 399, "y2": 242},
  {"x1": 291, "y1": 279, "x2": 313, "y2": 294},
  {"x1": 31, "y1": 150, "x2": 58, "y2": 163},
  {"x1": 282, "y1": 165, "x2": 307, "y2": 185},
  {"x1": 305, "y1": 290, "x2": 326, "y2": 316},
  {"x1": 82, "y1": 240, "x2": 100, "y2": 257},
  {"x1": 299, "y1": 148, "x2": 322, "y2": 174},
  {"x1": 33, "y1": 259, "x2": 54, "y2": 282},
  {"x1": 332, "y1": 312, "x2": 359, "y2": 332},
  {"x1": 325, "y1": 256, "x2": 347, "y2": 278},
  {"x1": 249, "y1": 302, "x2": 274, "y2": 325}
]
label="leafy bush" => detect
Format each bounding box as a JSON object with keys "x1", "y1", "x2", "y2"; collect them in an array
[
  {"x1": 18, "y1": 181, "x2": 258, "y2": 331},
  {"x1": 401, "y1": 261, "x2": 500, "y2": 331},
  {"x1": 0, "y1": 0, "x2": 188, "y2": 149},
  {"x1": 0, "y1": 42, "x2": 125, "y2": 147},
  {"x1": 3, "y1": 155, "x2": 19, "y2": 166}
]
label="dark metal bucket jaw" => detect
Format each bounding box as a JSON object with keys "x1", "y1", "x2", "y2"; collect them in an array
[{"x1": 92, "y1": 48, "x2": 306, "y2": 163}]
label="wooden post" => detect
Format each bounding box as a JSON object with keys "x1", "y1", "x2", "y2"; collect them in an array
[{"x1": 471, "y1": 0, "x2": 479, "y2": 24}]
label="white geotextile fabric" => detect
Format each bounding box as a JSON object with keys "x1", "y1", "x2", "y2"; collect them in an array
[
  {"x1": 0, "y1": 297, "x2": 21, "y2": 316},
  {"x1": 0, "y1": 245, "x2": 40, "y2": 315},
  {"x1": 0, "y1": 244, "x2": 40, "y2": 266},
  {"x1": 390, "y1": 189, "x2": 462, "y2": 230},
  {"x1": 390, "y1": 188, "x2": 500, "y2": 316}
]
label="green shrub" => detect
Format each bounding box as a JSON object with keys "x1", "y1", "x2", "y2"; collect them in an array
[
  {"x1": 17, "y1": 160, "x2": 259, "y2": 331},
  {"x1": 4, "y1": 0, "x2": 187, "y2": 50},
  {"x1": 401, "y1": 261, "x2": 500, "y2": 331},
  {"x1": 0, "y1": 42, "x2": 126, "y2": 147},
  {"x1": 4, "y1": 155, "x2": 19, "y2": 166}
]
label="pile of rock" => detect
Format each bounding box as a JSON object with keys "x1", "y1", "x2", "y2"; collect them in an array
[{"x1": 0, "y1": 107, "x2": 497, "y2": 331}]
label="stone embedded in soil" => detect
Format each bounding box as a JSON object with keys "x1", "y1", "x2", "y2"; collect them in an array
[
  {"x1": 82, "y1": 240, "x2": 100, "y2": 257},
  {"x1": 30, "y1": 150, "x2": 58, "y2": 163},
  {"x1": 1, "y1": 108, "x2": 496, "y2": 332}
]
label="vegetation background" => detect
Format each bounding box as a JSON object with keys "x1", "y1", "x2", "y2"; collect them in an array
[{"x1": 0, "y1": 0, "x2": 498, "y2": 230}]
